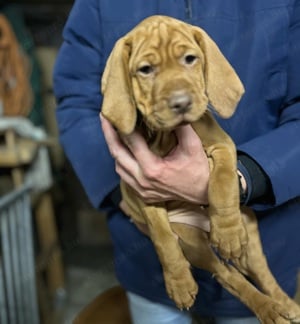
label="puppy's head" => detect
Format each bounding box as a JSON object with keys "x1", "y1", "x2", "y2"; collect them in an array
[{"x1": 101, "y1": 15, "x2": 244, "y2": 135}]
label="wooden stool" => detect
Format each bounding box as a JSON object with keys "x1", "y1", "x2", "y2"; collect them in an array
[{"x1": 73, "y1": 286, "x2": 132, "y2": 324}]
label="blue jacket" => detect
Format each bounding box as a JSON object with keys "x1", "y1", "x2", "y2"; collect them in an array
[{"x1": 54, "y1": 0, "x2": 300, "y2": 317}]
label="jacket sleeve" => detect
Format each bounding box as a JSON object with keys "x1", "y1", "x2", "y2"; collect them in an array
[
  {"x1": 237, "y1": 1, "x2": 300, "y2": 209},
  {"x1": 53, "y1": 0, "x2": 119, "y2": 209}
]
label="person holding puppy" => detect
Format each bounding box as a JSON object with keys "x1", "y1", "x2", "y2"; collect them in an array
[{"x1": 54, "y1": 1, "x2": 300, "y2": 323}]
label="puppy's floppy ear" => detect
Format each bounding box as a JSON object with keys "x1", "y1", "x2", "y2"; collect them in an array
[
  {"x1": 101, "y1": 37, "x2": 136, "y2": 135},
  {"x1": 192, "y1": 26, "x2": 244, "y2": 118}
]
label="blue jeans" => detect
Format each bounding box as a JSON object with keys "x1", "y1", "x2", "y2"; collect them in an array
[{"x1": 127, "y1": 292, "x2": 260, "y2": 324}]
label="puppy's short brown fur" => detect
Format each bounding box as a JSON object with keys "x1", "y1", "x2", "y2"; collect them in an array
[{"x1": 102, "y1": 15, "x2": 300, "y2": 323}]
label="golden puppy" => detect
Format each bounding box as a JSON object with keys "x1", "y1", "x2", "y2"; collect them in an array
[{"x1": 102, "y1": 15, "x2": 300, "y2": 323}]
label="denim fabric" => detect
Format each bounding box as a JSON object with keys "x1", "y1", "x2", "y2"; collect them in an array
[{"x1": 127, "y1": 291, "x2": 260, "y2": 324}]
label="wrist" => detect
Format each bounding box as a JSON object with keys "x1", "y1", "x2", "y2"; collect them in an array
[
  {"x1": 237, "y1": 153, "x2": 274, "y2": 205},
  {"x1": 237, "y1": 169, "x2": 248, "y2": 204},
  {"x1": 237, "y1": 158, "x2": 252, "y2": 205}
]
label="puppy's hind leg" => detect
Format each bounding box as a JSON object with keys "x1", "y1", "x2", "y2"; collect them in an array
[
  {"x1": 233, "y1": 207, "x2": 300, "y2": 323},
  {"x1": 173, "y1": 224, "x2": 292, "y2": 324}
]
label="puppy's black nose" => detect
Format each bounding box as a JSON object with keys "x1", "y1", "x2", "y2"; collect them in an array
[{"x1": 168, "y1": 92, "x2": 192, "y2": 114}]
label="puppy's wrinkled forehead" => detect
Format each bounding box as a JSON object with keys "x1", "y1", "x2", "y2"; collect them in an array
[{"x1": 128, "y1": 18, "x2": 199, "y2": 68}]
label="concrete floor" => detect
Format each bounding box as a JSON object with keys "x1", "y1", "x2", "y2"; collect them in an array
[{"x1": 61, "y1": 244, "x2": 118, "y2": 323}]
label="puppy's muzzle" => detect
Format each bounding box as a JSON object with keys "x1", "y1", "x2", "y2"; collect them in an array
[{"x1": 168, "y1": 91, "x2": 192, "y2": 114}]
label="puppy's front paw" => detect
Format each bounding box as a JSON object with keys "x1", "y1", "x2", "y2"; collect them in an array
[{"x1": 210, "y1": 215, "x2": 248, "y2": 260}]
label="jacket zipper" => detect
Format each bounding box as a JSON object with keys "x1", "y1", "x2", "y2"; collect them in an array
[{"x1": 185, "y1": 0, "x2": 193, "y2": 19}]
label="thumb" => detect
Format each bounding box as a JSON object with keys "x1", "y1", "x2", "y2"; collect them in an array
[{"x1": 175, "y1": 125, "x2": 203, "y2": 154}]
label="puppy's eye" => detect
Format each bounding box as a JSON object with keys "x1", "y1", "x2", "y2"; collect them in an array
[
  {"x1": 184, "y1": 55, "x2": 197, "y2": 65},
  {"x1": 137, "y1": 65, "x2": 154, "y2": 75}
]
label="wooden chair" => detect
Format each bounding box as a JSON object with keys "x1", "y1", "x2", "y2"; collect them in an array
[{"x1": 73, "y1": 285, "x2": 132, "y2": 324}]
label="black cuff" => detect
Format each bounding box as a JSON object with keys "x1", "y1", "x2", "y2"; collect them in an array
[
  {"x1": 237, "y1": 153, "x2": 273, "y2": 204},
  {"x1": 103, "y1": 186, "x2": 122, "y2": 208},
  {"x1": 109, "y1": 186, "x2": 122, "y2": 206}
]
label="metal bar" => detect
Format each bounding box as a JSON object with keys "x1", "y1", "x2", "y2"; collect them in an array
[
  {"x1": 0, "y1": 184, "x2": 31, "y2": 211},
  {"x1": 1, "y1": 210, "x2": 17, "y2": 323},
  {"x1": 0, "y1": 258, "x2": 9, "y2": 324},
  {"x1": 21, "y1": 193, "x2": 39, "y2": 324},
  {"x1": 18, "y1": 195, "x2": 29, "y2": 324},
  {"x1": 8, "y1": 202, "x2": 23, "y2": 324},
  {"x1": 15, "y1": 197, "x2": 26, "y2": 324},
  {"x1": 0, "y1": 185, "x2": 39, "y2": 324}
]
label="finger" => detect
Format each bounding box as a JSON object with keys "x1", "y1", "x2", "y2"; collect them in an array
[
  {"x1": 175, "y1": 125, "x2": 203, "y2": 154},
  {"x1": 123, "y1": 131, "x2": 162, "y2": 171},
  {"x1": 115, "y1": 161, "x2": 142, "y2": 189},
  {"x1": 101, "y1": 115, "x2": 143, "y2": 180},
  {"x1": 116, "y1": 163, "x2": 173, "y2": 202},
  {"x1": 100, "y1": 114, "x2": 122, "y2": 157}
]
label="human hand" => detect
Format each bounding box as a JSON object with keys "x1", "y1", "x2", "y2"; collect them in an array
[{"x1": 100, "y1": 114, "x2": 210, "y2": 205}]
